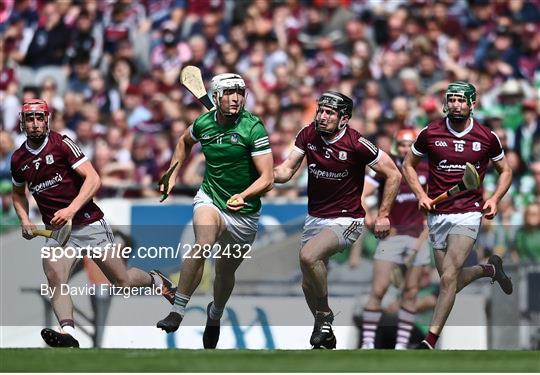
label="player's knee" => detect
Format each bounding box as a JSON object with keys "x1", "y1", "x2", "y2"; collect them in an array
[
  {"x1": 371, "y1": 285, "x2": 386, "y2": 301},
  {"x1": 440, "y1": 272, "x2": 458, "y2": 291},
  {"x1": 299, "y1": 250, "x2": 317, "y2": 267},
  {"x1": 44, "y1": 267, "x2": 69, "y2": 286}
]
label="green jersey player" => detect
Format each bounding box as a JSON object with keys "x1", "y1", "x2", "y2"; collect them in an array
[{"x1": 156, "y1": 73, "x2": 274, "y2": 348}]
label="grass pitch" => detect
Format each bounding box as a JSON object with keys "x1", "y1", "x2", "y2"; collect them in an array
[{"x1": 1, "y1": 349, "x2": 539, "y2": 372}]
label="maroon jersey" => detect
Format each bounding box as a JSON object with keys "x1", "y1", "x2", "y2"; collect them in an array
[
  {"x1": 368, "y1": 158, "x2": 428, "y2": 237},
  {"x1": 294, "y1": 123, "x2": 380, "y2": 218},
  {"x1": 411, "y1": 118, "x2": 504, "y2": 214},
  {"x1": 11, "y1": 132, "x2": 103, "y2": 228}
]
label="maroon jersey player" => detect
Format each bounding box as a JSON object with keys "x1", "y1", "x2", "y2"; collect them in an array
[
  {"x1": 274, "y1": 92, "x2": 401, "y2": 349},
  {"x1": 360, "y1": 128, "x2": 431, "y2": 350},
  {"x1": 11, "y1": 99, "x2": 175, "y2": 348},
  {"x1": 402, "y1": 82, "x2": 513, "y2": 350}
]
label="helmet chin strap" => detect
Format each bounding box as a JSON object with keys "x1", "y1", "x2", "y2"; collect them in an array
[{"x1": 315, "y1": 114, "x2": 348, "y2": 136}]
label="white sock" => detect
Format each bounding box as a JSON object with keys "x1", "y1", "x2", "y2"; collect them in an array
[
  {"x1": 395, "y1": 307, "x2": 415, "y2": 349},
  {"x1": 172, "y1": 292, "x2": 190, "y2": 316},
  {"x1": 361, "y1": 309, "x2": 382, "y2": 349},
  {"x1": 62, "y1": 325, "x2": 76, "y2": 338},
  {"x1": 209, "y1": 302, "x2": 224, "y2": 320}
]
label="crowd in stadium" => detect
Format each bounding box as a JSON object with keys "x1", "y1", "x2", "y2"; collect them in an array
[{"x1": 1, "y1": 0, "x2": 539, "y2": 263}]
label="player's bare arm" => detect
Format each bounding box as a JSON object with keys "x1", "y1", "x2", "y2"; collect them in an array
[
  {"x1": 159, "y1": 125, "x2": 198, "y2": 197},
  {"x1": 483, "y1": 156, "x2": 512, "y2": 220},
  {"x1": 51, "y1": 160, "x2": 101, "y2": 227},
  {"x1": 273, "y1": 149, "x2": 305, "y2": 183},
  {"x1": 403, "y1": 150, "x2": 432, "y2": 212},
  {"x1": 12, "y1": 183, "x2": 36, "y2": 239},
  {"x1": 361, "y1": 175, "x2": 378, "y2": 230},
  {"x1": 369, "y1": 151, "x2": 401, "y2": 239},
  {"x1": 227, "y1": 152, "x2": 274, "y2": 211}
]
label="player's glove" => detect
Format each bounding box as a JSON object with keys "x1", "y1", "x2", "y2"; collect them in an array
[{"x1": 158, "y1": 162, "x2": 179, "y2": 202}]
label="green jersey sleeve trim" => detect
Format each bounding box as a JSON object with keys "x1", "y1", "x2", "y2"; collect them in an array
[{"x1": 189, "y1": 126, "x2": 198, "y2": 141}]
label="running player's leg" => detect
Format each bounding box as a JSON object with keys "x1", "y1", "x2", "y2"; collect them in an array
[
  {"x1": 41, "y1": 256, "x2": 79, "y2": 347},
  {"x1": 365, "y1": 260, "x2": 395, "y2": 310},
  {"x1": 427, "y1": 234, "x2": 475, "y2": 341},
  {"x1": 157, "y1": 205, "x2": 224, "y2": 332},
  {"x1": 361, "y1": 259, "x2": 394, "y2": 349},
  {"x1": 299, "y1": 229, "x2": 341, "y2": 313},
  {"x1": 300, "y1": 229, "x2": 343, "y2": 349},
  {"x1": 182, "y1": 206, "x2": 224, "y2": 293},
  {"x1": 301, "y1": 279, "x2": 318, "y2": 315},
  {"x1": 87, "y1": 221, "x2": 175, "y2": 303},
  {"x1": 433, "y1": 247, "x2": 507, "y2": 294},
  {"x1": 202, "y1": 238, "x2": 248, "y2": 349},
  {"x1": 43, "y1": 256, "x2": 78, "y2": 323},
  {"x1": 395, "y1": 265, "x2": 423, "y2": 349},
  {"x1": 213, "y1": 245, "x2": 246, "y2": 311}
]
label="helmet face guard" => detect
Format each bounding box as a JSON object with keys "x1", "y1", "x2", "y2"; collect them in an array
[
  {"x1": 443, "y1": 81, "x2": 477, "y2": 122},
  {"x1": 210, "y1": 73, "x2": 246, "y2": 117},
  {"x1": 315, "y1": 91, "x2": 353, "y2": 136},
  {"x1": 19, "y1": 99, "x2": 50, "y2": 142}
]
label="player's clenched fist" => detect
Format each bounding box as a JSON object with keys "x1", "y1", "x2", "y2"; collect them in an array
[
  {"x1": 226, "y1": 194, "x2": 245, "y2": 211},
  {"x1": 418, "y1": 194, "x2": 433, "y2": 213},
  {"x1": 482, "y1": 198, "x2": 498, "y2": 220},
  {"x1": 51, "y1": 207, "x2": 76, "y2": 227},
  {"x1": 21, "y1": 222, "x2": 37, "y2": 240},
  {"x1": 373, "y1": 216, "x2": 390, "y2": 239}
]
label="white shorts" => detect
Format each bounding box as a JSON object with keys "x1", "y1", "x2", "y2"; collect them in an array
[
  {"x1": 374, "y1": 235, "x2": 431, "y2": 266},
  {"x1": 427, "y1": 212, "x2": 482, "y2": 250},
  {"x1": 44, "y1": 218, "x2": 115, "y2": 250},
  {"x1": 301, "y1": 214, "x2": 364, "y2": 250},
  {"x1": 193, "y1": 189, "x2": 259, "y2": 246}
]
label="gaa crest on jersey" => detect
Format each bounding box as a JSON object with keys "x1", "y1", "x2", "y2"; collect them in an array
[
  {"x1": 45, "y1": 154, "x2": 54, "y2": 165},
  {"x1": 339, "y1": 151, "x2": 348, "y2": 160},
  {"x1": 472, "y1": 142, "x2": 481, "y2": 151},
  {"x1": 230, "y1": 133, "x2": 239, "y2": 144}
]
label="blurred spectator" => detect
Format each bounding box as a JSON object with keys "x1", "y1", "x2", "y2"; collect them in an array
[
  {"x1": 65, "y1": 9, "x2": 100, "y2": 67},
  {"x1": 39, "y1": 76, "x2": 63, "y2": 112},
  {"x1": 123, "y1": 84, "x2": 151, "y2": 128},
  {"x1": 0, "y1": 130, "x2": 14, "y2": 183},
  {"x1": 23, "y1": 2, "x2": 69, "y2": 68},
  {"x1": 131, "y1": 134, "x2": 159, "y2": 198},
  {"x1": 511, "y1": 202, "x2": 540, "y2": 263},
  {"x1": 67, "y1": 53, "x2": 92, "y2": 94},
  {"x1": 108, "y1": 56, "x2": 137, "y2": 94},
  {"x1": 86, "y1": 69, "x2": 121, "y2": 120},
  {"x1": 514, "y1": 100, "x2": 540, "y2": 164}
]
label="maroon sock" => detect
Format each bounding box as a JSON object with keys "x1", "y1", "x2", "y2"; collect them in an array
[
  {"x1": 425, "y1": 331, "x2": 439, "y2": 348},
  {"x1": 480, "y1": 264, "x2": 495, "y2": 278},
  {"x1": 59, "y1": 319, "x2": 75, "y2": 328}
]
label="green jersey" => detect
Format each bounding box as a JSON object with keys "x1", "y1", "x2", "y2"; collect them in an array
[{"x1": 190, "y1": 109, "x2": 271, "y2": 214}]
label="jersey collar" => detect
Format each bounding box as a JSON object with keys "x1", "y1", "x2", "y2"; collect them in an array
[
  {"x1": 321, "y1": 126, "x2": 347, "y2": 145},
  {"x1": 214, "y1": 110, "x2": 242, "y2": 128},
  {"x1": 446, "y1": 117, "x2": 474, "y2": 138},
  {"x1": 25, "y1": 136, "x2": 49, "y2": 155}
]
